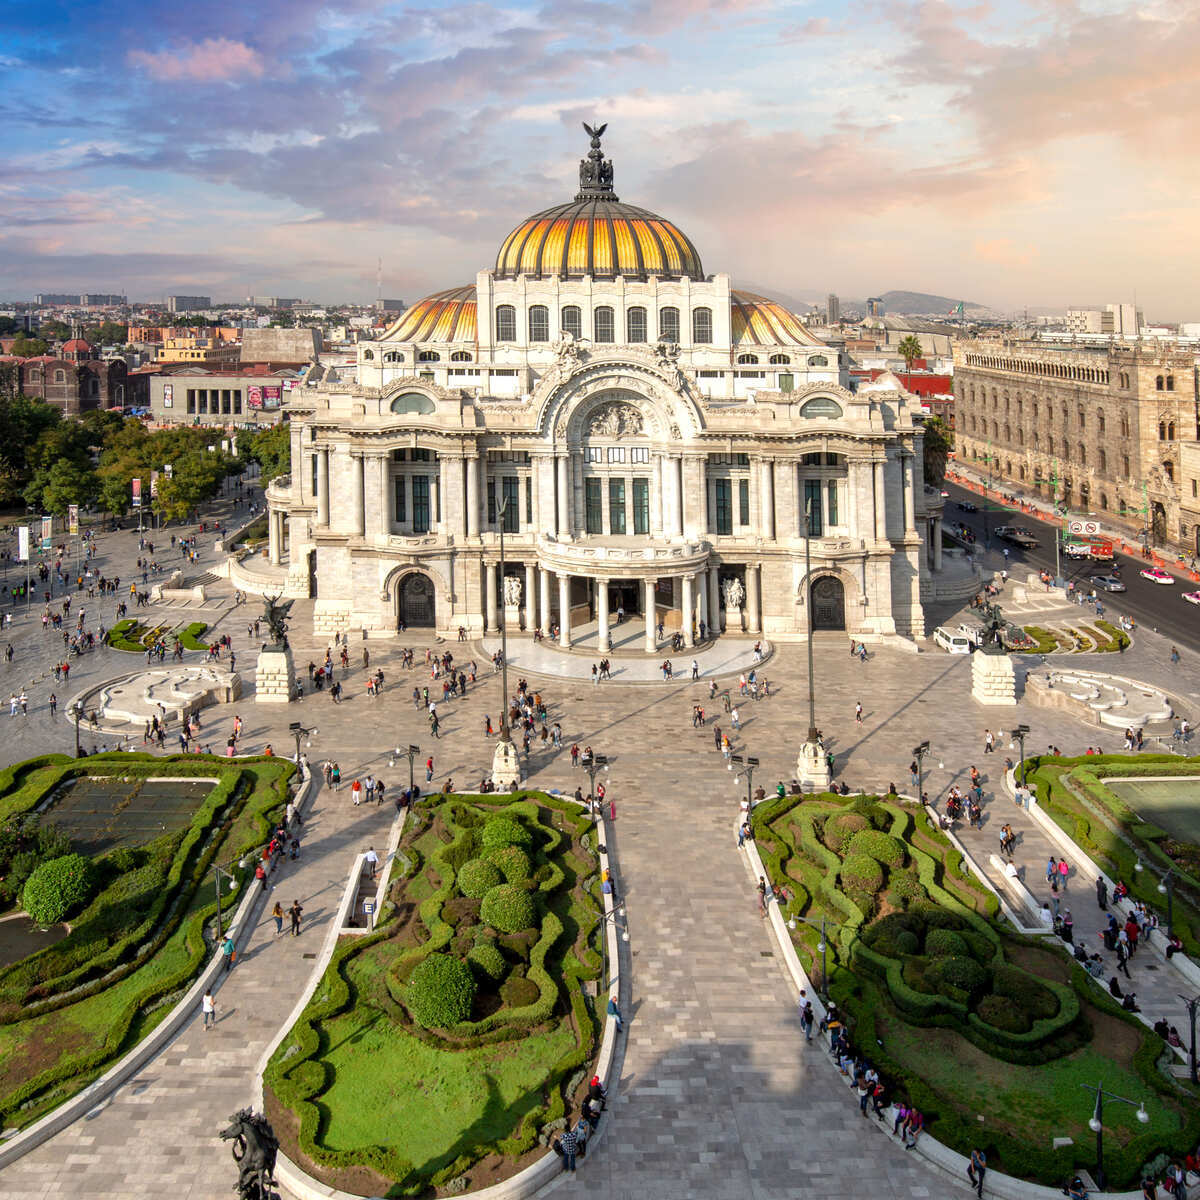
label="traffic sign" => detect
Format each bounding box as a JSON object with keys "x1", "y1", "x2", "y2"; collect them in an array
[{"x1": 1068, "y1": 520, "x2": 1100, "y2": 536}]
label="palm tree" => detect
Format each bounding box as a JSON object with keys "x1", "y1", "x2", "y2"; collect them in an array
[{"x1": 896, "y1": 335, "x2": 923, "y2": 385}]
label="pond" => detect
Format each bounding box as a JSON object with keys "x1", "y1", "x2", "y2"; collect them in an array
[
  {"x1": 0, "y1": 913, "x2": 69, "y2": 968},
  {"x1": 1107, "y1": 776, "x2": 1200, "y2": 845},
  {"x1": 40, "y1": 776, "x2": 216, "y2": 856}
]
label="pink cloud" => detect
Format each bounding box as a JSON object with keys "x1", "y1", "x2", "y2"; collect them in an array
[{"x1": 128, "y1": 38, "x2": 265, "y2": 83}]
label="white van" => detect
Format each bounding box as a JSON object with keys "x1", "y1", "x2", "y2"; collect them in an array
[{"x1": 933, "y1": 627, "x2": 972, "y2": 654}]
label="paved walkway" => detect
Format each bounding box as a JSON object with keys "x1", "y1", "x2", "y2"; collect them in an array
[{"x1": 3, "y1": 539, "x2": 1200, "y2": 1196}]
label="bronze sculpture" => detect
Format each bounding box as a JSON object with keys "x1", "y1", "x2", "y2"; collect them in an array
[
  {"x1": 219, "y1": 1108, "x2": 278, "y2": 1200},
  {"x1": 262, "y1": 594, "x2": 293, "y2": 648}
]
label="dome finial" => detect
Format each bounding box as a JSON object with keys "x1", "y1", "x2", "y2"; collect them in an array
[{"x1": 576, "y1": 122, "x2": 618, "y2": 202}]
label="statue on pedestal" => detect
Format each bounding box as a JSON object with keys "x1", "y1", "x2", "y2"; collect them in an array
[
  {"x1": 219, "y1": 1108, "x2": 278, "y2": 1200},
  {"x1": 263, "y1": 594, "x2": 293, "y2": 648},
  {"x1": 722, "y1": 577, "x2": 745, "y2": 610},
  {"x1": 503, "y1": 576, "x2": 523, "y2": 608}
]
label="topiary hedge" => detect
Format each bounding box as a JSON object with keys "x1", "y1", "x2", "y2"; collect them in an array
[
  {"x1": 481, "y1": 816, "x2": 533, "y2": 851},
  {"x1": 21, "y1": 853, "x2": 98, "y2": 924},
  {"x1": 925, "y1": 928, "x2": 969, "y2": 958},
  {"x1": 485, "y1": 844, "x2": 532, "y2": 882},
  {"x1": 480, "y1": 884, "x2": 537, "y2": 933},
  {"x1": 457, "y1": 857, "x2": 502, "y2": 899},
  {"x1": 847, "y1": 828, "x2": 906, "y2": 866},
  {"x1": 466, "y1": 939, "x2": 508, "y2": 984},
  {"x1": 405, "y1": 953, "x2": 477, "y2": 1028},
  {"x1": 841, "y1": 853, "x2": 883, "y2": 894}
]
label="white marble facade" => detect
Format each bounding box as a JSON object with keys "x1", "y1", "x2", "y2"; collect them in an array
[{"x1": 266, "y1": 131, "x2": 932, "y2": 648}]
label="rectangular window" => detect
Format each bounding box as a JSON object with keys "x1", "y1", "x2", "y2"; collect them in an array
[
  {"x1": 585, "y1": 478, "x2": 603, "y2": 533},
  {"x1": 630, "y1": 446, "x2": 649, "y2": 463},
  {"x1": 804, "y1": 478, "x2": 823, "y2": 535},
  {"x1": 487, "y1": 478, "x2": 496, "y2": 525},
  {"x1": 739, "y1": 479, "x2": 750, "y2": 526},
  {"x1": 233, "y1": 390, "x2": 242, "y2": 414},
  {"x1": 632, "y1": 477, "x2": 649, "y2": 534},
  {"x1": 222, "y1": 389, "x2": 231, "y2": 415},
  {"x1": 778, "y1": 373, "x2": 794, "y2": 393},
  {"x1": 594, "y1": 307, "x2": 614, "y2": 343},
  {"x1": 311, "y1": 454, "x2": 318, "y2": 499},
  {"x1": 609, "y1": 478, "x2": 626, "y2": 534},
  {"x1": 501, "y1": 475, "x2": 519, "y2": 532},
  {"x1": 412, "y1": 476, "x2": 430, "y2": 534},
  {"x1": 525, "y1": 475, "x2": 532, "y2": 525},
  {"x1": 826, "y1": 480, "x2": 839, "y2": 527},
  {"x1": 659, "y1": 306, "x2": 679, "y2": 342},
  {"x1": 197, "y1": 390, "x2": 208, "y2": 414},
  {"x1": 394, "y1": 476, "x2": 407, "y2": 523},
  {"x1": 587, "y1": 446, "x2": 604, "y2": 463},
  {"x1": 714, "y1": 479, "x2": 733, "y2": 535},
  {"x1": 187, "y1": 388, "x2": 196, "y2": 414},
  {"x1": 607, "y1": 446, "x2": 625, "y2": 463}
]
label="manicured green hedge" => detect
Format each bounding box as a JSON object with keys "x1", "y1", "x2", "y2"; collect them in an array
[
  {"x1": 405, "y1": 954, "x2": 476, "y2": 1028},
  {"x1": 177, "y1": 622, "x2": 209, "y2": 651},
  {"x1": 21, "y1": 853, "x2": 97, "y2": 924}
]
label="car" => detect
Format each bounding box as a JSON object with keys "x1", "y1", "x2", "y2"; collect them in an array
[
  {"x1": 933, "y1": 627, "x2": 972, "y2": 654},
  {"x1": 1064, "y1": 542, "x2": 1092, "y2": 559},
  {"x1": 1092, "y1": 575, "x2": 1126, "y2": 593},
  {"x1": 1140, "y1": 567, "x2": 1174, "y2": 585},
  {"x1": 1184, "y1": 591, "x2": 1200, "y2": 606},
  {"x1": 957, "y1": 501, "x2": 978, "y2": 513}
]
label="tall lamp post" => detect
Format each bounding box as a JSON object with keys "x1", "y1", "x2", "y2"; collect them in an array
[
  {"x1": 490, "y1": 496, "x2": 519, "y2": 790},
  {"x1": 1134, "y1": 860, "x2": 1175, "y2": 939},
  {"x1": 796, "y1": 499, "x2": 831, "y2": 790},
  {"x1": 729, "y1": 753, "x2": 760, "y2": 808},
  {"x1": 584, "y1": 753, "x2": 609, "y2": 809},
  {"x1": 912, "y1": 740, "x2": 930, "y2": 801},
  {"x1": 1180, "y1": 993, "x2": 1200, "y2": 1086},
  {"x1": 71, "y1": 699, "x2": 84, "y2": 758},
  {"x1": 1080, "y1": 1081, "x2": 1149, "y2": 1189},
  {"x1": 213, "y1": 862, "x2": 245, "y2": 939},
  {"x1": 786, "y1": 910, "x2": 837, "y2": 1000},
  {"x1": 1010, "y1": 724, "x2": 1030, "y2": 786},
  {"x1": 390, "y1": 744, "x2": 421, "y2": 798},
  {"x1": 287, "y1": 721, "x2": 315, "y2": 771}
]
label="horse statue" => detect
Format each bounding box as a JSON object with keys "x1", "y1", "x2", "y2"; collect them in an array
[
  {"x1": 219, "y1": 1108, "x2": 278, "y2": 1200},
  {"x1": 263, "y1": 594, "x2": 293, "y2": 648}
]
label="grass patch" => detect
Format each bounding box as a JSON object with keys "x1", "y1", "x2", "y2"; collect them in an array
[{"x1": 1021, "y1": 626, "x2": 1059, "y2": 654}]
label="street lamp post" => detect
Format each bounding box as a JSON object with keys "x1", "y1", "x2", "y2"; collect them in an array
[
  {"x1": 795, "y1": 499, "x2": 830, "y2": 790},
  {"x1": 787, "y1": 910, "x2": 835, "y2": 1000},
  {"x1": 490, "y1": 497, "x2": 519, "y2": 790},
  {"x1": 287, "y1": 721, "x2": 315, "y2": 771},
  {"x1": 584, "y1": 753, "x2": 609, "y2": 813},
  {"x1": 1010, "y1": 724, "x2": 1030, "y2": 786},
  {"x1": 729, "y1": 753, "x2": 760, "y2": 808},
  {"x1": 71, "y1": 700, "x2": 84, "y2": 758},
  {"x1": 1080, "y1": 1081, "x2": 1149, "y2": 1189},
  {"x1": 213, "y1": 862, "x2": 244, "y2": 939},
  {"x1": 390, "y1": 744, "x2": 421, "y2": 799},
  {"x1": 1159, "y1": 870, "x2": 1175, "y2": 939},
  {"x1": 1180, "y1": 993, "x2": 1200, "y2": 1086},
  {"x1": 912, "y1": 740, "x2": 930, "y2": 801}
]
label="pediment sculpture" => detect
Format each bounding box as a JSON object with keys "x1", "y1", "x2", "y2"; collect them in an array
[{"x1": 588, "y1": 402, "x2": 644, "y2": 438}]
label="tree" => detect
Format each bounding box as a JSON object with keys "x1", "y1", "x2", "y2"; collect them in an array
[
  {"x1": 38, "y1": 320, "x2": 71, "y2": 342},
  {"x1": 84, "y1": 321, "x2": 128, "y2": 346},
  {"x1": 11, "y1": 334, "x2": 49, "y2": 357},
  {"x1": 897, "y1": 335, "x2": 924, "y2": 381},
  {"x1": 28, "y1": 459, "x2": 98, "y2": 516},
  {"x1": 922, "y1": 416, "x2": 952, "y2": 488},
  {"x1": 241, "y1": 423, "x2": 290, "y2": 484}
]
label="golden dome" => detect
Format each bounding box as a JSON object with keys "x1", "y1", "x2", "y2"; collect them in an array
[
  {"x1": 495, "y1": 124, "x2": 704, "y2": 281},
  {"x1": 382, "y1": 286, "x2": 476, "y2": 343},
  {"x1": 731, "y1": 290, "x2": 826, "y2": 348}
]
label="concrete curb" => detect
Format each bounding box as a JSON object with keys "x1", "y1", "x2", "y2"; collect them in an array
[
  {"x1": 266, "y1": 795, "x2": 624, "y2": 1200},
  {"x1": 0, "y1": 769, "x2": 311, "y2": 1171},
  {"x1": 740, "y1": 799, "x2": 1147, "y2": 1200}
]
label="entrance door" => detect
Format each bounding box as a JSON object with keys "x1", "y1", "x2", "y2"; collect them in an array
[
  {"x1": 810, "y1": 575, "x2": 845, "y2": 630},
  {"x1": 398, "y1": 572, "x2": 436, "y2": 627},
  {"x1": 1152, "y1": 503, "x2": 1167, "y2": 546}
]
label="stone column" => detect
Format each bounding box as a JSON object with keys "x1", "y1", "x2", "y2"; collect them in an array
[
  {"x1": 671, "y1": 456, "x2": 684, "y2": 537},
  {"x1": 762, "y1": 458, "x2": 775, "y2": 540},
  {"x1": 697, "y1": 569, "x2": 708, "y2": 630},
  {"x1": 874, "y1": 458, "x2": 888, "y2": 542},
  {"x1": 556, "y1": 454, "x2": 570, "y2": 536},
  {"x1": 682, "y1": 574, "x2": 695, "y2": 647},
  {"x1": 316, "y1": 448, "x2": 330, "y2": 527},
  {"x1": 644, "y1": 578, "x2": 656, "y2": 652},
  {"x1": 597, "y1": 578, "x2": 610, "y2": 652},
  {"x1": 378, "y1": 455, "x2": 390, "y2": 535},
  {"x1": 525, "y1": 562, "x2": 537, "y2": 631},
  {"x1": 350, "y1": 452, "x2": 365, "y2": 536},
  {"x1": 651, "y1": 454, "x2": 664, "y2": 534},
  {"x1": 540, "y1": 567, "x2": 552, "y2": 635},
  {"x1": 485, "y1": 560, "x2": 498, "y2": 633},
  {"x1": 903, "y1": 454, "x2": 917, "y2": 534},
  {"x1": 268, "y1": 510, "x2": 281, "y2": 565},
  {"x1": 438, "y1": 455, "x2": 449, "y2": 533},
  {"x1": 707, "y1": 567, "x2": 721, "y2": 634},
  {"x1": 558, "y1": 574, "x2": 572, "y2": 647},
  {"x1": 747, "y1": 564, "x2": 761, "y2": 633},
  {"x1": 933, "y1": 516, "x2": 944, "y2": 571},
  {"x1": 467, "y1": 453, "x2": 480, "y2": 539}
]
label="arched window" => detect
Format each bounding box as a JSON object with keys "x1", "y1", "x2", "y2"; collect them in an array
[
  {"x1": 1048, "y1": 435, "x2": 1054, "y2": 455},
  {"x1": 1077, "y1": 406, "x2": 1085, "y2": 428},
  {"x1": 114, "y1": 384, "x2": 124, "y2": 404},
  {"x1": 1167, "y1": 375, "x2": 1176, "y2": 391},
  {"x1": 54, "y1": 369, "x2": 65, "y2": 383},
  {"x1": 769, "y1": 353, "x2": 791, "y2": 365},
  {"x1": 737, "y1": 353, "x2": 759, "y2": 365},
  {"x1": 1156, "y1": 375, "x2": 1165, "y2": 390},
  {"x1": 808, "y1": 354, "x2": 829, "y2": 367},
  {"x1": 1018, "y1": 428, "x2": 1024, "y2": 445},
  {"x1": 1100, "y1": 493, "x2": 1108, "y2": 511},
  {"x1": 1032, "y1": 431, "x2": 1040, "y2": 449},
  {"x1": 1121, "y1": 416, "x2": 1129, "y2": 438},
  {"x1": 626, "y1": 306, "x2": 647, "y2": 343},
  {"x1": 496, "y1": 305, "x2": 516, "y2": 341},
  {"x1": 1004, "y1": 424, "x2": 1011, "y2": 442},
  {"x1": 1097, "y1": 408, "x2": 1105, "y2": 432},
  {"x1": 418, "y1": 350, "x2": 440, "y2": 362},
  {"x1": 1165, "y1": 460, "x2": 1175, "y2": 482},
  {"x1": 658, "y1": 306, "x2": 679, "y2": 342},
  {"x1": 1099, "y1": 449, "x2": 1107, "y2": 471},
  {"x1": 1169, "y1": 422, "x2": 1176, "y2": 440},
  {"x1": 1032, "y1": 401, "x2": 1039, "y2": 418},
  {"x1": 528, "y1": 304, "x2": 549, "y2": 342},
  {"x1": 450, "y1": 351, "x2": 472, "y2": 362},
  {"x1": 1078, "y1": 444, "x2": 1086, "y2": 466},
  {"x1": 692, "y1": 307, "x2": 712, "y2": 344},
  {"x1": 594, "y1": 306, "x2": 615, "y2": 343},
  {"x1": 1159, "y1": 421, "x2": 1167, "y2": 440},
  {"x1": 383, "y1": 351, "x2": 402, "y2": 363},
  {"x1": 362, "y1": 349, "x2": 375, "y2": 360},
  {"x1": 562, "y1": 305, "x2": 582, "y2": 340}
]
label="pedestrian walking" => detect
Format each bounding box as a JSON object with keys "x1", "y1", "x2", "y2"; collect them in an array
[
  {"x1": 202, "y1": 988, "x2": 216, "y2": 1029},
  {"x1": 221, "y1": 934, "x2": 236, "y2": 972},
  {"x1": 967, "y1": 1148, "x2": 987, "y2": 1197},
  {"x1": 691, "y1": 659, "x2": 699, "y2": 680},
  {"x1": 1057, "y1": 857, "x2": 1070, "y2": 891},
  {"x1": 288, "y1": 899, "x2": 303, "y2": 936},
  {"x1": 425, "y1": 756, "x2": 434, "y2": 782},
  {"x1": 365, "y1": 845, "x2": 379, "y2": 878},
  {"x1": 800, "y1": 1000, "x2": 814, "y2": 1042},
  {"x1": 1096, "y1": 877, "x2": 1108, "y2": 910},
  {"x1": 984, "y1": 729, "x2": 995, "y2": 753},
  {"x1": 855, "y1": 701, "x2": 863, "y2": 725},
  {"x1": 272, "y1": 901, "x2": 284, "y2": 934}
]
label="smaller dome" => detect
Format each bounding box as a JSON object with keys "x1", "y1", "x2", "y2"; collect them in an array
[
  {"x1": 731, "y1": 291, "x2": 825, "y2": 348},
  {"x1": 62, "y1": 338, "x2": 92, "y2": 354},
  {"x1": 382, "y1": 286, "x2": 476, "y2": 343}
]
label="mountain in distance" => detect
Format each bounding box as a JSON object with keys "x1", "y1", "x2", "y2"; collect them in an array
[{"x1": 738, "y1": 283, "x2": 992, "y2": 317}]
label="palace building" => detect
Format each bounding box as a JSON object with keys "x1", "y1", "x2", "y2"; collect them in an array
[{"x1": 261, "y1": 128, "x2": 940, "y2": 647}]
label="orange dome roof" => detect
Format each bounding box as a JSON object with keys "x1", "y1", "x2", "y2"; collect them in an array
[
  {"x1": 382, "y1": 286, "x2": 476, "y2": 343},
  {"x1": 731, "y1": 291, "x2": 825, "y2": 348}
]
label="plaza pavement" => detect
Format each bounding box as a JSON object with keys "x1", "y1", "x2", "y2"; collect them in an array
[{"x1": 1, "y1": 508, "x2": 1199, "y2": 1197}]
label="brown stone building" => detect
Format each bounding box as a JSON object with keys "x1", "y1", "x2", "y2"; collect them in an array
[
  {"x1": 954, "y1": 340, "x2": 1199, "y2": 548},
  {"x1": 0, "y1": 338, "x2": 130, "y2": 414}
]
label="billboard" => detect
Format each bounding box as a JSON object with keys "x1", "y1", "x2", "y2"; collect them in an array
[
  {"x1": 262, "y1": 385, "x2": 282, "y2": 409},
  {"x1": 247, "y1": 385, "x2": 263, "y2": 408},
  {"x1": 131, "y1": 477, "x2": 142, "y2": 508},
  {"x1": 163, "y1": 383, "x2": 173, "y2": 408},
  {"x1": 68, "y1": 504, "x2": 79, "y2": 535}
]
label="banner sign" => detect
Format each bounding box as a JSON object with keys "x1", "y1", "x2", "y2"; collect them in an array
[
  {"x1": 40, "y1": 515, "x2": 52, "y2": 551},
  {"x1": 262, "y1": 385, "x2": 282, "y2": 408},
  {"x1": 150, "y1": 469, "x2": 159, "y2": 498},
  {"x1": 68, "y1": 504, "x2": 79, "y2": 535},
  {"x1": 17, "y1": 526, "x2": 28, "y2": 562},
  {"x1": 247, "y1": 385, "x2": 264, "y2": 408},
  {"x1": 131, "y1": 477, "x2": 142, "y2": 508},
  {"x1": 163, "y1": 383, "x2": 173, "y2": 408}
]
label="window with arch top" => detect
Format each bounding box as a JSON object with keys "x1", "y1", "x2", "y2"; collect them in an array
[
  {"x1": 737, "y1": 353, "x2": 759, "y2": 365},
  {"x1": 528, "y1": 304, "x2": 549, "y2": 343},
  {"x1": 808, "y1": 354, "x2": 828, "y2": 367},
  {"x1": 495, "y1": 304, "x2": 516, "y2": 342},
  {"x1": 626, "y1": 306, "x2": 647, "y2": 343},
  {"x1": 562, "y1": 305, "x2": 582, "y2": 340},
  {"x1": 692, "y1": 307, "x2": 712, "y2": 344},
  {"x1": 383, "y1": 350, "x2": 402, "y2": 363},
  {"x1": 594, "y1": 306, "x2": 615, "y2": 343},
  {"x1": 362, "y1": 349, "x2": 375, "y2": 360},
  {"x1": 418, "y1": 350, "x2": 440, "y2": 362},
  {"x1": 769, "y1": 353, "x2": 791, "y2": 365},
  {"x1": 450, "y1": 350, "x2": 472, "y2": 362},
  {"x1": 1167, "y1": 375, "x2": 1176, "y2": 391},
  {"x1": 658, "y1": 306, "x2": 679, "y2": 343}
]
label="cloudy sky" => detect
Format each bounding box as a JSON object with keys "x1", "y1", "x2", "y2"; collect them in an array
[{"x1": 2, "y1": 0, "x2": 1197, "y2": 316}]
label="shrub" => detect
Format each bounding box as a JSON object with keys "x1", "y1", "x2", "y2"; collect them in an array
[
  {"x1": 500, "y1": 975, "x2": 540, "y2": 1007},
  {"x1": 824, "y1": 812, "x2": 868, "y2": 853},
  {"x1": 485, "y1": 844, "x2": 532, "y2": 882},
  {"x1": 912, "y1": 903, "x2": 965, "y2": 930},
  {"x1": 888, "y1": 870, "x2": 923, "y2": 903},
  {"x1": 405, "y1": 954, "x2": 477, "y2": 1028},
  {"x1": 864, "y1": 911, "x2": 921, "y2": 956},
  {"x1": 466, "y1": 940, "x2": 508, "y2": 984},
  {"x1": 457, "y1": 858, "x2": 502, "y2": 899},
  {"x1": 927, "y1": 955, "x2": 989, "y2": 1001},
  {"x1": 481, "y1": 817, "x2": 533, "y2": 851},
  {"x1": 992, "y1": 963, "x2": 1059, "y2": 1019},
  {"x1": 925, "y1": 928, "x2": 968, "y2": 958},
  {"x1": 842, "y1": 853, "x2": 883, "y2": 894},
  {"x1": 976, "y1": 993, "x2": 1032, "y2": 1033},
  {"x1": 894, "y1": 930, "x2": 920, "y2": 956},
  {"x1": 480, "y1": 884, "x2": 537, "y2": 933},
  {"x1": 847, "y1": 829, "x2": 905, "y2": 867},
  {"x1": 21, "y1": 854, "x2": 98, "y2": 924}
]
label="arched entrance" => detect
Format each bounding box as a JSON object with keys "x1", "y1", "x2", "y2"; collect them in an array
[
  {"x1": 1152, "y1": 502, "x2": 1167, "y2": 546},
  {"x1": 398, "y1": 572, "x2": 436, "y2": 628},
  {"x1": 810, "y1": 575, "x2": 845, "y2": 630}
]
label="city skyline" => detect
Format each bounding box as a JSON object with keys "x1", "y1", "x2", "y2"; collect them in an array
[{"x1": 2, "y1": 0, "x2": 1197, "y2": 317}]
